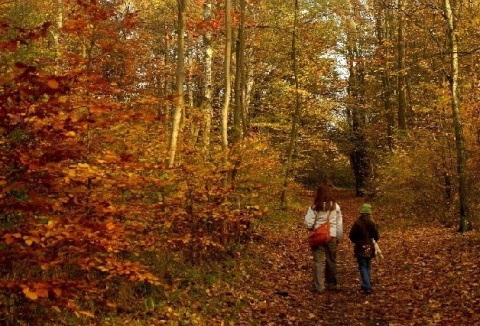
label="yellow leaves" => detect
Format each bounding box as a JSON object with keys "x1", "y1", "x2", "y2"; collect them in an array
[
  {"x1": 433, "y1": 312, "x2": 442, "y2": 324},
  {"x1": 96, "y1": 151, "x2": 118, "y2": 164},
  {"x1": 181, "y1": 234, "x2": 192, "y2": 244},
  {"x1": 4, "y1": 232, "x2": 42, "y2": 246},
  {"x1": 23, "y1": 235, "x2": 40, "y2": 246},
  {"x1": 77, "y1": 162, "x2": 91, "y2": 169},
  {"x1": 98, "y1": 266, "x2": 109, "y2": 272},
  {"x1": 47, "y1": 219, "x2": 57, "y2": 228},
  {"x1": 21, "y1": 283, "x2": 50, "y2": 301},
  {"x1": 78, "y1": 311, "x2": 95, "y2": 318},
  {"x1": 22, "y1": 287, "x2": 38, "y2": 300},
  {"x1": 62, "y1": 163, "x2": 101, "y2": 183}
]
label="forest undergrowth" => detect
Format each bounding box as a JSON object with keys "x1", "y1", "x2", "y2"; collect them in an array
[{"x1": 128, "y1": 188, "x2": 480, "y2": 325}]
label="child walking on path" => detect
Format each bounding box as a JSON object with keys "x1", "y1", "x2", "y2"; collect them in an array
[{"x1": 348, "y1": 203, "x2": 379, "y2": 294}]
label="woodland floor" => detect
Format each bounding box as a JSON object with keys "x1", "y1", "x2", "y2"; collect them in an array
[{"x1": 229, "y1": 189, "x2": 480, "y2": 326}]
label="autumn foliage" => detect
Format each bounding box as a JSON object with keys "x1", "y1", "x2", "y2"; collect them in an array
[
  {"x1": 1, "y1": 0, "x2": 480, "y2": 324},
  {"x1": 0, "y1": 1, "x2": 277, "y2": 323}
]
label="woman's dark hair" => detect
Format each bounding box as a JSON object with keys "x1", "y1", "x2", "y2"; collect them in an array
[{"x1": 313, "y1": 184, "x2": 335, "y2": 212}]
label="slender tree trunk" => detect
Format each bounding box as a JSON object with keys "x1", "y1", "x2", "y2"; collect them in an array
[
  {"x1": 187, "y1": 45, "x2": 194, "y2": 110},
  {"x1": 382, "y1": 70, "x2": 395, "y2": 149},
  {"x1": 444, "y1": 0, "x2": 470, "y2": 231},
  {"x1": 233, "y1": 0, "x2": 246, "y2": 144},
  {"x1": 183, "y1": 36, "x2": 193, "y2": 134},
  {"x1": 167, "y1": 0, "x2": 187, "y2": 167},
  {"x1": 374, "y1": 1, "x2": 395, "y2": 149},
  {"x1": 346, "y1": 42, "x2": 369, "y2": 197},
  {"x1": 221, "y1": 0, "x2": 232, "y2": 152},
  {"x1": 280, "y1": 0, "x2": 300, "y2": 209},
  {"x1": 439, "y1": 79, "x2": 454, "y2": 210},
  {"x1": 52, "y1": 0, "x2": 63, "y2": 68},
  {"x1": 187, "y1": 45, "x2": 200, "y2": 144},
  {"x1": 201, "y1": 0, "x2": 213, "y2": 151},
  {"x1": 163, "y1": 22, "x2": 171, "y2": 121},
  {"x1": 244, "y1": 50, "x2": 254, "y2": 134},
  {"x1": 240, "y1": 0, "x2": 248, "y2": 137},
  {"x1": 397, "y1": 0, "x2": 407, "y2": 130}
]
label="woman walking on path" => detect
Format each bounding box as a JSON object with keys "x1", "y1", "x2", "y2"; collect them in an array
[
  {"x1": 349, "y1": 203, "x2": 379, "y2": 294},
  {"x1": 304, "y1": 185, "x2": 343, "y2": 293}
]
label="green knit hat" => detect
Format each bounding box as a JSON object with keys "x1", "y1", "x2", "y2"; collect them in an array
[{"x1": 360, "y1": 203, "x2": 372, "y2": 214}]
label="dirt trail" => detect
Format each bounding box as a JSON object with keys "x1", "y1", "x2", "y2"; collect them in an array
[{"x1": 235, "y1": 189, "x2": 480, "y2": 325}]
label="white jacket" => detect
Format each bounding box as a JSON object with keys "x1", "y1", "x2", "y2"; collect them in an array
[{"x1": 304, "y1": 203, "x2": 343, "y2": 240}]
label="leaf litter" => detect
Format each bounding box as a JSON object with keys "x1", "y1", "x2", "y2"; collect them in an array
[{"x1": 233, "y1": 189, "x2": 480, "y2": 325}]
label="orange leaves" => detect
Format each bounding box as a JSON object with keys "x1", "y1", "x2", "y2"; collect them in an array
[
  {"x1": 47, "y1": 79, "x2": 59, "y2": 89},
  {"x1": 62, "y1": 19, "x2": 88, "y2": 32},
  {"x1": 3, "y1": 233, "x2": 22, "y2": 245},
  {"x1": 1, "y1": 1, "x2": 171, "y2": 322},
  {"x1": 92, "y1": 258, "x2": 160, "y2": 285},
  {"x1": 3, "y1": 232, "x2": 41, "y2": 246},
  {"x1": 62, "y1": 163, "x2": 100, "y2": 183},
  {"x1": 21, "y1": 282, "x2": 57, "y2": 301}
]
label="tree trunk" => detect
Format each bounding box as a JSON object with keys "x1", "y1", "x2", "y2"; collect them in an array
[
  {"x1": 374, "y1": 1, "x2": 395, "y2": 149},
  {"x1": 347, "y1": 44, "x2": 369, "y2": 197},
  {"x1": 201, "y1": 0, "x2": 213, "y2": 151},
  {"x1": 167, "y1": 0, "x2": 187, "y2": 167},
  {"x1": 397, "y1": 0, "x2": 407, "y2": 130},
  {"x1": 233, "y1": 0, "x2": 246, "y2": 145},
  {"x1": 280, "y1": 0, "x2": 300, "y2": 209},
  {"x1": 163, "y1": 22, "x2": 171, "y2": 121},
  {"x1": 444, "y1": 0, "x2": 470, "y2": 231},
  {"x1": 221, "y1": 0, "x2": 232, "y2": 152},
  {"x1": 53, "y1": 0, "x2": 63, "y2": 67},
  {"x1": 244, "y1": 50, "x2": 254, "y2": 135}
]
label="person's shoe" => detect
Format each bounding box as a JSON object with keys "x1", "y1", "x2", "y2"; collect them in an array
[{"x1": 311, "y1": 287, "x2": 325, "y2": 294}]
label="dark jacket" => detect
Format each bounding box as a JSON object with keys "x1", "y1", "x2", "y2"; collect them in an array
[{"x1": 349, "y1": 214, "x2": 379, "y2": 258}]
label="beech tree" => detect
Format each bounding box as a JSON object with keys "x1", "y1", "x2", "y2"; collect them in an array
[
  {"x1": 167, "y1": 0, "x2": 187, "y2": 167},
  {"x1": 221, "y1": 0, "x2": 232, "y2": 152},
  {"x1": 280, "y1": 0, "x2": 301, "y2": 209},
  {"x1": 201, "y1": 0, "x2": 214, "y2": 151},
  {"x1": 443, "y1": 0, "x2": 470, "y2": 231},
  {"x1": 233, "y1": 0, "x2": 246, "y2": 145}
]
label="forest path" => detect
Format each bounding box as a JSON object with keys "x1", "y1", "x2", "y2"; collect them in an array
[{"x1": 235, "y1": 189, "x2": 480, "y2": 325}]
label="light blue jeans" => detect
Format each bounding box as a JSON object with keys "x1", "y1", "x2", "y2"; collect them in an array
[{"x1": 357, "y1": 257, "x2": 372, "y2": 291}]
